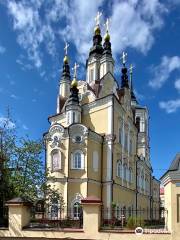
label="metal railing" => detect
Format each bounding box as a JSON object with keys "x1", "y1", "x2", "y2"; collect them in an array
[
  {"x1": 29, "y1": 203, "x2": 83, "y2": 229},
  {"x1": 101, "y1": 207, "x2": 167, "y2": 230}
]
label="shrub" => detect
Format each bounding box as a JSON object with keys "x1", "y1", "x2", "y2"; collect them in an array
[
  {"x1": 126, "y1": 216, "x2": 145, "y2": 229},
  {"x1": 127, "y1": 216, "x2": 135, "y2": 229}
]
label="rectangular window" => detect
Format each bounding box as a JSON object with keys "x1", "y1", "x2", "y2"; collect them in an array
[
  {"x1": 73, "y1": 112, "x2": 76, "y2": 123},
  {"x1": 130, "y1": 139, "x2": 133, "y2": 154},
  {"x1": 89, "y1": 68, "x2": 94, "y2": 82},
  {"x1": 125, "y1": 134, "x2": 128, "y2": 151}
]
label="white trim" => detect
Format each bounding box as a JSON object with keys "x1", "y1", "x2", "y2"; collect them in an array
[
  {"x1": 51, "y1": 149, "x2": 62, "y2": 171},
  {"x1": 71, "y1": 150, "x2": 85, "y2": 170}
]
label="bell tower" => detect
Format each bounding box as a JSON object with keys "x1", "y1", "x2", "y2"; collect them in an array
[
  {"x1": 100, "y1": 18, "x2": 114, "y2": 78},
  {"x1": 57, "y1": 43, "x2": 71, "y2": 114},
  {"x1": 65, "y1": 62, "x2": 81, "y2": 126},
  {"x1": 86, "y1": 12, "x2": 103, "y2": 86}
]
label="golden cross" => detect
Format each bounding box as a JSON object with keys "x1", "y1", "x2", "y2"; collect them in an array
[
  {"x1": 121, "y1": 51, "x2": 127, "y2": 65},
  {"x1": 72, "y1": 62, "x2": 79, "y2": 79},
  {"x1": 95, "y1": 11, "x2": 102, "y2": 26},
  {"x1": 64, "y1": 42, "x2": 69, "y2": 56}
]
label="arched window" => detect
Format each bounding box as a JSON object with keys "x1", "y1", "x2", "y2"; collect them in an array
[
  {"x1": 124, "y1": 164, "x2": 127, "y2": 181},
  {"x1": 73, "y1": 112, "x2": 76, "y2": 123},
  {"x1": 73, "y1": 202, "x2": 81, "y2": 219},
  {"x1": 136, "y1": 117, "x2": 140, "y2": 132},
  {"x1": 51, "y1": 198, "x2": 58, "y2": 219},
  {"x1": 51, "y1": 150, "x2": 61, "y2": 171},
  {"x1": 119, "y1": 128, "x2": 123, "y2": 144},
  {"x1": 71, "y1": 151, "x2": 84, "y2": 169},
  {"x1": 129, "y1": 168, "x2": 132, "y2": 183},
  {"x1": 117, "y1": 161, "x2": 122, "y2": 177},
  {"x1": 137, "y1": 170, "x2": 140, "y2": 187}
]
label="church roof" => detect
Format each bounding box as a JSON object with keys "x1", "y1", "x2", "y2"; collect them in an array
[
  {"x1": 160, "y1": 153, "x2": 180, "y2": 180},
  {"x1": 168, "y1": 153, "x2": 180, "y2": 171}
]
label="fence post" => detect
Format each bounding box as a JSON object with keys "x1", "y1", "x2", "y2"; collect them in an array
[
  {"x1": 6, "y1": 197, "x2": 32, "y2": 236},
  {"x1": 81, "y1": 196, "x2": 102, "y2": 235}
]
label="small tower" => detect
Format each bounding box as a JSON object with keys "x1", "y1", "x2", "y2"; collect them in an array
[
  {"x1": 65, "y1": 63, "x2": 81, "y2": 125},
  {"x1": 119, "y1": 52, "x2": 132, "y2": 110},
  {"x1": 57, "y1": 43, "x2": 71, "y2": 114},
  {"x1": 121, "y1": 52, "x2": 129, "y2": 89},
  {"x1": 129, "y1": 64, "x2": 138, "y2": 106},
  {"x1": 100, "y1": 18, "x2": 114, "y2": 78},
  {"x1": 86, "y1": 12, "x2": 103, "y2": 86}
]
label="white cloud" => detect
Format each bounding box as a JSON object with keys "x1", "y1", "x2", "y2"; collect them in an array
[
  {"x1": 16, "y1": 57, "x2": 33, "y2": 71},
  {"x1": 110, "y1": 0, "x2": 166, "y2": 55},
  {"x1": 10, "y1": 94, "x2": 19, "y2": 100},
  {"x1": 0, "y1": 117, "x2": 16, "y2": 129},
  {"x1": 6, "y1": 0, "x2": 167, "y2": 67},
  {"x1": 22, "y1": 124, "x2": 28, "y2": 130},
  {"x1": 149, "y1": 56, "x2": 180, "y2": 89},
  {"x1": 0, "y1": 45, "x2": 6, "y2": 54},
  {"x1": 174, "y1": 78, "x2": 180, "y2": 92},
  {"x1": 159, "y1": 99, "x2": 180, "y2": 113}
]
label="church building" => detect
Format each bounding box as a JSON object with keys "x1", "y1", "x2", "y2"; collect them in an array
[{"x1": 44, "y1": 13, "x2": 160, "y2": 219}]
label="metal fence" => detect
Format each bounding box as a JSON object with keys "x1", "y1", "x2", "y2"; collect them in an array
[
  {"x1": 29, "y1": 203, "x2": 83, "y2": 229},
  {"x1": 101, "y1": 207, "x2": 167, "y2": 230}
]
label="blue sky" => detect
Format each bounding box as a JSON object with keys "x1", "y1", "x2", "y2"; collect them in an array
[{"x1": 0, "y1": 0, "x2": 180, "y2": 179}]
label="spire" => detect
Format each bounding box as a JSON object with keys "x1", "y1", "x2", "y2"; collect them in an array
[
  {"x1": 121, "y1": 52, "x2": 129, "y2": 89},
  {"x1": 61, "y1": 42, "x2": 70, "y2": 82},
  {"x1": 89, "y1": 12, "x2": 103, "y2": 56},
  {"x1": 103, "y1": 18, "x2": 112, "y2": 55},
  {"x1": 67, "y1": 62, "x2": 79, "y2": 106},
  {"x1": 129, "y1": 64, "x2": 138, "y2": 104}
]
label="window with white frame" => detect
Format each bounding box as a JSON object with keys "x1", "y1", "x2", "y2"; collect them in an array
[
  {"x1": 137, "y1": 172, "x2": 140, "y2": 187},
  {"x1": 117, "y1": 161, "x2": 122, "y2": 177},
  {"x1": 51, "y1": 198, "x2": 59, "y2": 218},
  {"x1": 72, "y1": 112, "x2": 76, "y2": 123},
  {"x1": 124, "y1": 134, "x2": 128, "y2": 151},
  {"x1": 124, "y1": 164, "x2": 127, "y2": 181},
  {"x1": 119, "y1": 128, "x2": 123, "y2": 144},
  {"x1": 129, "y1": 139, "x2": 133, "y2": 155},
  {"x1": 51, "y1": 150, "x2": 61, "y2": 171},
  {"x1": 73, "y1": 202, "x2": 81, "y2": 219},
  {"x1": 89, "y1": 68, "x2": 94, "y2": 82},
  {"x1": 129, "y1": 168, "x2": 132, "y2": 183},
  {"x1": 93, "y1": 151, "x2": 99, "y2": 172},
  {"x1": 140, "y1": 117, "x2": 145, "y2": 132},
  {"x1": 71, "y1": 151, "x2": 84, "y2": 169}
]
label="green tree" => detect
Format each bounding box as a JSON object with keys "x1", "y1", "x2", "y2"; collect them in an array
[
  {"x1": 0, "y1": 111, "x2": 64, "y2": 205},
  {"x1": 9, "y1": 137, "x2": 45, "y2": 201}
]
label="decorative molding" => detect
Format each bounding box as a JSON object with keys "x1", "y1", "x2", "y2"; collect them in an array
[
  {"x1": 82, "y1": 95, "x2": 113, "y2": 115},
  {"x1": 89, "y1": 130, "x2": 103, "y2": 143},
  {"x1": 47, "y1": 177, "x2": 101, "y2": 185},
  {"x1": 105, "y1": 134, "x2": 116, "y2": 142}
]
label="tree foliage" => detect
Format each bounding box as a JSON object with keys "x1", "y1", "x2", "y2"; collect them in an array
[{"x1": 0, "y1": 113, "x2": 44, "y2": 202}]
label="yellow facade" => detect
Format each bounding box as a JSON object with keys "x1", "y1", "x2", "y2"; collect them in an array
[{"x1": 44, "y1": 22, "x2": 160, "y2": 221}]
